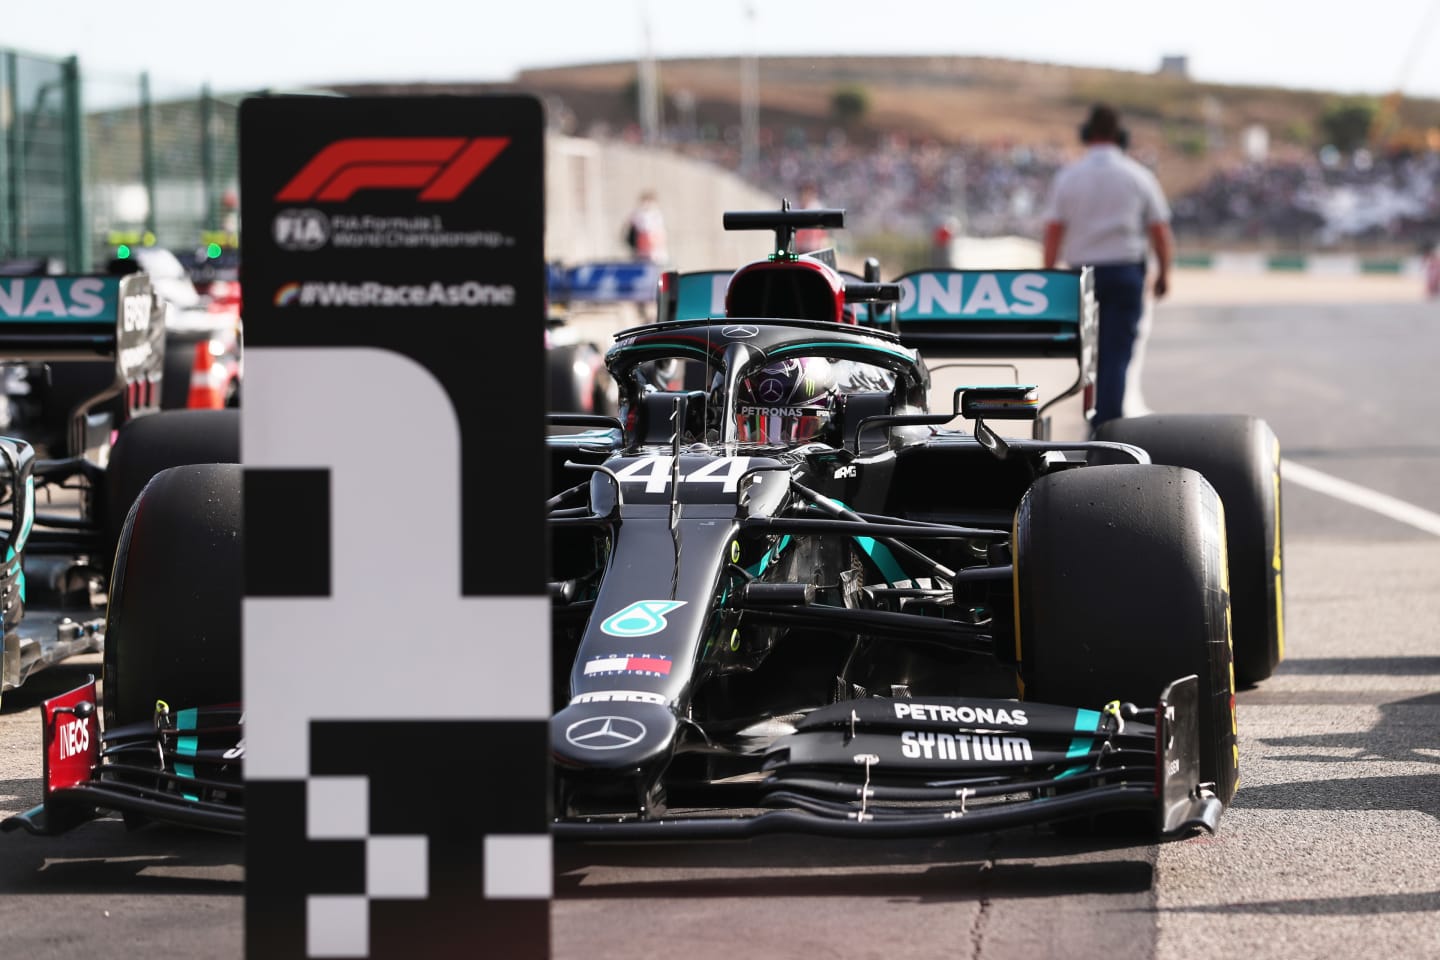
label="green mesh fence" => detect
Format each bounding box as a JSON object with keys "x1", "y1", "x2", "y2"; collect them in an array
[
  {"x1": 0, "y1": 50, "x2": 82, "y2": 269},
  {"x1": 83, "y1": 70, "x2": 241, "y2": 267}
]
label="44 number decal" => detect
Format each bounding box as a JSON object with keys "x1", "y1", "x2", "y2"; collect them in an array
[{"x1": 612, "y1": 456, "x2": 752, "y2": 493}]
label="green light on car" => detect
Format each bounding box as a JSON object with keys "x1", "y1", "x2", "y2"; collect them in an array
[{"x1": 116, "y1": 244, "x2": 131, "y2": 259}]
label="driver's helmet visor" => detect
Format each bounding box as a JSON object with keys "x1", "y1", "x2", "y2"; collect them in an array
[{"x1": 734, "y1": 406, "x2": 832, "y2": 444}]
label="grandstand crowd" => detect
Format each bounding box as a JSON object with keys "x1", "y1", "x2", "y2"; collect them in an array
[{"x1": 646, "y1": 128, "x2": 1440, "y2": 251}]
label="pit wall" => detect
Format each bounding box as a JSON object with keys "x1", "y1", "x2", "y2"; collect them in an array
[{"x1": 545, "y1": 135, "x2": 780, "y2": 270}]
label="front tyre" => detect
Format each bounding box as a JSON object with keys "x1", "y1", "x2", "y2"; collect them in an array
[
  {"x1": 1015, "y1": 464, "x2": 1238, "y2": 805},
  {"x1": 103, "y1": 463, "x2": 241, "y2": 731}
]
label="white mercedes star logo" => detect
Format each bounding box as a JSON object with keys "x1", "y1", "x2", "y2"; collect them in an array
[
  {"x1": 565, "y1": 715, "x2": 648, "y2": 751},
  {"x1": 758, "y1": 378, "x2": 787, "y2": 403},
  {"x1": 721, "y1": 324, "x2": 759, "y2": 339}
]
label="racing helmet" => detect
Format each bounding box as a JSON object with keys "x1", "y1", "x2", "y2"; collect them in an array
[{"x1": 735, "y1": 357, "x2": 839, "y2": 445}]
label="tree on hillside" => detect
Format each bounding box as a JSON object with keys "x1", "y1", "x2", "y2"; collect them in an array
[
  {"x1": 831, "y1": 85, "x2": 869, "y2": 129},
  {"x1": 622, "y1": 70, "x2": 664, "y2": 127},
  {"x1": 1318, "y1": 97, "x2": 1378, "y2": 153}
]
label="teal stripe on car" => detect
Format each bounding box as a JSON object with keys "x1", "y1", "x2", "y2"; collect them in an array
[
  {"x1": 176, "y1": 707, "x2": 200, "y2": 802},
  {"x1": 1064, "y1": 707, "x2": 1103, "y2": 761}
]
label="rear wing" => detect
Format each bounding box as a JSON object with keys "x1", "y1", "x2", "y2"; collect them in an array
[
  {"x1": 863, "y1": 268, "x2": 1096, "y2": 361},
  {"x1": 548, "y1": 262, "x2": 663, "y2": 306},
  {"x1": 657, "y1": 270, "x2": 731, "y2": 323},
  {"x1": 0, "y1": 273, "x2": 163, "y2": 370},
  {"x1": 0, "y1": 274, "x2": 165, "y2": 455}
]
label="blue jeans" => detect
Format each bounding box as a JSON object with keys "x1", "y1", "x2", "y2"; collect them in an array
[{"x1": 1089, "y1": 262, "x2": 1147, "y2": 424}]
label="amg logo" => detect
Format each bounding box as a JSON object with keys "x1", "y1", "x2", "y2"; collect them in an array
[
  {"x1": 900, "y1": 731, "x2": 1033, "y2": 763},
  {"x1": 892, "y1": 702, "x2": 1028, "y2": 727}
]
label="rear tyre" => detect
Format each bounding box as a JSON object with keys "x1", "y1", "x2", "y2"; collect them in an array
[
  {"x1": 1015, "y1": 464, "x2": 1238, "y2": 805},
  {"x1": 103, "y1": 464, "x2": 241, "y2": 730},
  {"x1": 1096, "y1": 414, "x2": 1284, "y2": 685},
  {"x1": 104, "y1": 409, "x2": 240, "y2": 568}
]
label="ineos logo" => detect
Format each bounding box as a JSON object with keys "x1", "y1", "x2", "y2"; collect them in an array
[
  {"x1": 757, "y1": 378, "x2": 786, "y2": 403},
  {"x1": 273, "y1": 209, "x2": 331, "y2": 251},
  {"x1": 721, "y1": 324, "x2": 759, "y2": 339},
  {"x1": 565, "y1": 716, "x2": 647, "y2": 751}
]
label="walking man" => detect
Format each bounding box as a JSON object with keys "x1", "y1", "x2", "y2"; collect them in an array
[{"x1": 1042, "y1": 104, "x2": 1173, "y2": 424}]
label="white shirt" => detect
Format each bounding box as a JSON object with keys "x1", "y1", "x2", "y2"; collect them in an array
[{"x1": 1041, "y1": 144, "x2": 1170, "y2": 265}]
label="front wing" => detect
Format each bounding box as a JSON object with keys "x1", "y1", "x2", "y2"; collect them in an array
[
  {"x1": 2, "y1": 678, "x2": 243, "y2": 836},
  {"x1": 3, "y1": 677, "x2": 1216, "y2": 840},
  {"x1": 554, "y1": 676, "x2": 1220, "y2": 840}
]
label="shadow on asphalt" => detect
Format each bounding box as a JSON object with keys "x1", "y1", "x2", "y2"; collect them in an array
[
  {"x1": 1269, "y1": 657, "x2": 1440, "y2": 676},
  {"x1": 0, "y1": 823, "x2": 241, "y2": 895},
  {"x1": 1234, "y1": 773, "x2": 1440, "y2": 822},
  {"x1": 1160, "y1": 889, "x2": 1440, "y2": 916},
  {"x1": 557, "y1": 830, "x2": 1155, "y2": 902},
  {"x1": 555, "y1": 855, "x2": 1153, "y2": 903},
  {"x1": 1239, "y1": 689, "x2": 1440, "y2": 820}
]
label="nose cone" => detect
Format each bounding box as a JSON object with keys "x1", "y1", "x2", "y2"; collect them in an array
[{"x1": 551, "y1": 701, "x2": 679, "y2": 772}]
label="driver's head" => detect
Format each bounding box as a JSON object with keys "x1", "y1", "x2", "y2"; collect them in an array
[{"x1": 735, "y1": 357, "x2": 838, "y2": 445}]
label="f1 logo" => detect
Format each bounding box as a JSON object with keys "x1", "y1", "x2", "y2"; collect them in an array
[{"x1": 275, "y1": 137, "x2": 509, "y2": 203}]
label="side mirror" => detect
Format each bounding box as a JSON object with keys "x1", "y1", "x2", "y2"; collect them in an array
[
  {"x1": 957, "y1": 385, "x2": 1039, "y2": 421},
  {"x1": 656, "y1": 270, "x2": 680, "y2": 324}
]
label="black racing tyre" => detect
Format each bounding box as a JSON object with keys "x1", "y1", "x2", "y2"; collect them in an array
[
  {"x1": 1096, "y1": 414, "x2": 1285, "y2": 686},
  {"x1": 103, "y1": 463, "x2": 241, "y2": 730},
  {"x1": 1015, "y1": 464, "x2": 1238, "y2": 805},
  {"x1": 104, "y1": 409, "x2": 240, "y2": 570},
  {"x1": 548, "y1": 342, "x2": 607, "y2": 414}
]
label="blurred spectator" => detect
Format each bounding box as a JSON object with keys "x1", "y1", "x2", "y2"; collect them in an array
[
  {"x1": 624, "y1": 191, "x2": 669, "y2": 264},
  {"x1": 793, "y1": 182, "x2": 831, "y2": 253},
  {"x1": 931, "y1": 216, "x2": 959, "y2": 267}
]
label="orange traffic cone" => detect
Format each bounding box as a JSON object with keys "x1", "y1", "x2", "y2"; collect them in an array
[{"x1": 187, "y1": 340, "x2": 227, "y2": 409}]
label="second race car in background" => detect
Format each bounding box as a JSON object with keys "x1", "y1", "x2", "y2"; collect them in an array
[
  {"x1": 546, "y1": 260, "x2": 663, "y2": 417},
  {"x1": 120, "y1": 246, "x2": 241, "y2": 409}
]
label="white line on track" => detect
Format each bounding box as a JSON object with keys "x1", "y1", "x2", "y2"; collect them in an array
[{"x1": 1282, "y1": 458, "x2": 1440, "y2": 537}]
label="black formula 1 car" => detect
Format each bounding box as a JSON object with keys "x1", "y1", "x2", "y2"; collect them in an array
[
  {"x1": 542, "y1": 205, "x2": 1283, "y2": 838},
  {"x1": 10, "y1": 205, "x2": 1282, "y2": 842},
  {"x1": 0, "y1": 272, "x2": 240, "y2": 836}
]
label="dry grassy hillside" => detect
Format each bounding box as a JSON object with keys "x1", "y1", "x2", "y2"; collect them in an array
[{"x1": 509, "y1": 55, "x2": 1440, "y2": 196}]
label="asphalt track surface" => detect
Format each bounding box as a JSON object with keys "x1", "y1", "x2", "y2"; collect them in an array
[{"x1": 0, "y1": 271, "x2": 1437, "y2": 958}]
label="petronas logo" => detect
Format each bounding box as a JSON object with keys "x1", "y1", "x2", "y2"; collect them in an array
[{"x1": 600, "y1": 600, "x2": 687, "y2": 638}]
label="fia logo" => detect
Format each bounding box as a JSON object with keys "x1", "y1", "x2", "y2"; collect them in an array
[{"x1": 272, "y1": 209, "x2": 331, "y2": 251}]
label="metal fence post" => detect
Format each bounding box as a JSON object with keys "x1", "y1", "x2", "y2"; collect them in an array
[
  {"x1": 200, "y1": 83, "x2": 216, "y2": 233},
  {"x1": 5, "y1": 52, "x2": 20, "y2": 256},
  {"x1": 62, "y1": 56, "x2": 86, "y2": 271},
  {"x1": 139, "y1": 71, "x2": 156, "y2": 239}
]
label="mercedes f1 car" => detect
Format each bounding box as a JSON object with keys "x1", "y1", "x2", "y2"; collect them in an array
[
  {"x1": 9, "y1": 204, "x2": 1283, "y2": 841},
  {"x1": 0, "y1": 272, "x2": 239, "y2": 836},
  {"x1": 546, "y1": 260, "x2": 661, "y2": 417}
]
